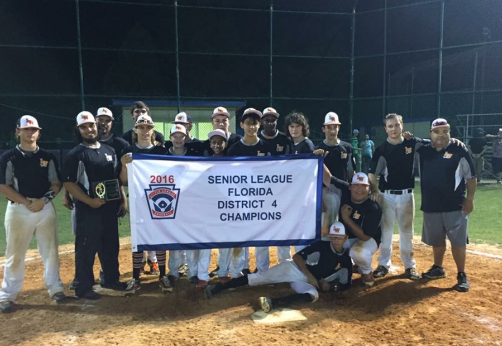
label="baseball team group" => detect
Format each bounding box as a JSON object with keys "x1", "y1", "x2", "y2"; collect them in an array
[{"x1": 0, "y1": 100, "x2": 485, "y2": 314}]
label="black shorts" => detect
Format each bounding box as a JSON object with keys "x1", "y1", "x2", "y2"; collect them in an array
[{"x1": 492, "y1": 157, "x2": 502, "y2": 174}]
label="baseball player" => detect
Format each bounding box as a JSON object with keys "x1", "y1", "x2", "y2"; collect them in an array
[
  {"x1": 63, "y1": 112, "x2": 128, "y2": 300},
  {"x1": 203, "y1": 107, "x2": 242, "y2": 156},
  {"x1": 165, "y1": 112, "x2": 204, "y2": 155},
  {"x1": 0, "y1": 116, "x2": 67, "y2": 313},
  {"x1": 122, "y1": 101, "x2": 165, "y2": 145},
  {"x1": 227, "y1": 108, "x2": 273, "y2": 276},
  {"x1": 418, "y1": 118, "x2": 476, "y2": 292},
  {"x1": 319, "y1": 164, "x2": 382, "y2": 287},
  {"x1": 119, "y1": 115, "x2": 171, "y2": 294},
  {"x1": 284, "y1": 112, "x2": 315, "y2": 155},
  {"x1": 64, "y1": 107, "x2": 130, "y2": 289},
  {"x1": 204, "y1": 222, "x2": 352, "y2": 314}
]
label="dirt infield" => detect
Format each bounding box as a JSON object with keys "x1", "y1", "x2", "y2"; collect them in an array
[{"x1": 1, "y1": 239, "x2": 501, "y2": 346}]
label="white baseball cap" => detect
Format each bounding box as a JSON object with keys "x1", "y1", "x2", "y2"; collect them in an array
[
  {"x1": 351, "y1": 172, "x2": 370, "y2": 185},
  {"x1": 262, "y1": 107, "x2": 280, "y2": 118},
  {"x1": 170, "y1": 124, "x2": 187, "y2": 136},
  {"x1": 76, "y1": 111, "x2": 96, "y2": 126},
  {"x1": 135, "y1": 115, "x2": 154, "y2": 127},
  {"x1": 242, "y1": 108, "x2": 263, "y2": 119},
  {"x1": 212, "y1": 106, "x2": 230, "y2": 118},
  {"x1": 17, "y1": 115, "x2": 42, "y2": 130},
  {"x1": 174, "y1": 112, "x2": 191, "y2": 124},
  {"x1": 96, "y1": 107, "x2": 114, "y2": 120},
  {"x1": 328, "y1": 222, "x2": 346, "y2": 237},
  {"x1": 208, "y1": 129, "x2": 228, "y2": 141},
  {"x1": 430, "y1": 118, "x2": 450, "y2": 130},
  {"x1": 323, "y1": 112, "x2": 342, "y2": 126}
]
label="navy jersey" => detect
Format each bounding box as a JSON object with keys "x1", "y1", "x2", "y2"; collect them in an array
[
  {"x1": 417, "y1": 143, "x2": 475, "y2": 212},
  {"x1": 122, "y1": 144, "x2": 167, "y2": 156},
  {"x1": 165, "y1": 138, "x2": 205, "y2": 156},
  {"x1": 227, "y1": 138, "x2": 272, "y2": 157},
  {"x1": 122, "y1": 129, "x2": 165, "y2": 146},
  {"x1": 297, "y1": 241, "x2": 352, "y2": 290},
  {"x1": 62, "y1": 143, "x2": 120, "y2": 199},
  {"x1": 329, "y1": 177, "x2": 382, "y2": 245},
  {"x1": 291, "y1": 138, "x2": 315, "y2": 154},
  {"x1": 369, "y1": 137, "x2": 428, "y2": 191},
  {"x1": 316, "y1": 140, "x2": 355, "y2": 182},
  {"x1": 100, "y1": 135, "x2": 129, "y2": 159},
  {"x1": 0, "y1": 146, "x2": 61, "y2": 198},
  {"x1": 258, "y1": 130, "x2": 291, "y2": 155}
]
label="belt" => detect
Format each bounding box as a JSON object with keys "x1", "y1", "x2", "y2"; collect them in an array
[{"x1": 382, "y1": 189, "x2": 413, "y2": 195}]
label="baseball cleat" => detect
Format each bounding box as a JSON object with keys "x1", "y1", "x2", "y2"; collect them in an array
[
  {"x1": 149, "y1": 262, "x2": 160, "y2": 276},
  {"x1": 159, "y1": 276, "x2": 174, "y2": 293},
  {"x1": 362, "y1": 272, "x2": 375, "y2": 287},
  {"x1": 189, "y1": 276, "x2": 199, "y2": 285},
  {"x1": 124, "y1": 279, "x2": 140, "y2": 296},
  {"x1": 259, "y1": 297, "x2": 273, "y2": 313},
  {"x1": 195, "y1": 280, "x2": 208, "y2": 291},
  {"x1": 204, "y1": 285, "x2": 215, "y2": 299},
  {"x1": 51, "y1": 292, "x2": 69, "y2": 304},
  {"x1": 79, "y1": 290, "x2": 102, "y2": 300},
  {"x1": 422, "y1": 265, "x2": 446, "y2": 279},
  {"x1": 405, "y1": 268, "x2": 420, "y2": 281},
  {"x1": 373, "y1": 265, "x2": 389, "y2": 278},
  {"x1": 0, "y1": 301, "x2": 14, "y2": 313}
]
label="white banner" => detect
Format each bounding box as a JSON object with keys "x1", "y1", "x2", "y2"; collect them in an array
[{"x1": 128, "y1": 154, "x2": 323, "y2": 251}]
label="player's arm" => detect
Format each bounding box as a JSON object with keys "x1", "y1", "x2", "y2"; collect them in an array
[
  {"x1": 293, "y1": 252, "x2": 319, "y2": 289},
  {"x1": 0, "y1": 184, "x2": 32, "y2": 206},
  {"x1": 459, "y1": 152, "x2": 477, "y2": 215},
  {"x1": 340, "y1": 205, "x2": 371, "y2": 241},
  {"x1": 119, "y1": 153, "x2": 132, "y2": 186},
  {"x1": 0, "y1": 157, "x2": 32, "y2": 207}
]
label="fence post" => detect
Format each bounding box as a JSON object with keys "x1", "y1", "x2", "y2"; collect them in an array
[
  {"x1": 436, "y1": 0, "x2": 445, "y2": 118},
  {"x1": 75, "y1": 0, "x2": 85, "y2": 111}
]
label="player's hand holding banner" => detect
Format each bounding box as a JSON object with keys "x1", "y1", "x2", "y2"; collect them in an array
[{"x1": 128, "y1": 154, "x2": 323, "y2": 251}]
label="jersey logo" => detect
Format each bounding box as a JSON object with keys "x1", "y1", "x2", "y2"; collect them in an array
[
  {"x1": 340, "y1": 152, "x2": 347, "y2": 159},
  {"x1": 145, "y1": 184, "x2": 180, "y2": 219},
  {"x1": 405, "y1": 147, "x2": 412, "y2": 154},
  {"x1": 39, "y1": 159, "x2": 48, "y2": 167},
  {"x1": 443, "y1": 152, "x2": 452, "y2": 159},
  {"x1": 105, "y1": 153, "x2": 113, "y2": 161},
  {"x1": 276, "y1": 144, "x2": 284, "y2": 152},
  {"x1": 352, "y1": 210, "x2": 361, "y2": 220}
]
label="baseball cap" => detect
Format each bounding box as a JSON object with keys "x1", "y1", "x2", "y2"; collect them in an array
[
  {"x1": 430, "y1": 118, "x2": 450, "y2": 130},
  {"x1": 170, "y1": 124, "x2": 187, "y2": 136},
  {"x1": 208, "y1": 129, "x2": 228, "y2": 141},
  {"x1": 262, "y1": 107, "x2": 280, "y2": 118},
  {"x1": 328, "y1": 222, "x2": 346, "y2": 237},
  {"x1": 323, "y1": 112, "x2": 342, "y2": 126},
  {"x1": 353, "y1": 129, "x2": 359, "y2": 134},
  {"x1": 17, "y1": 115, "x2": 42, "y2": 130},
  {"x1": 76, "y1": 111, "x2": 96, "y2": 126},
  {"x1": 212, "y1": 107, "x2": 230, "y2": 118},
  {"x1": 351, "y1": 172, "x2": 370, "y2": 185},
  {"x1": 173, "y1": 112, "x2": 192, "y2": 124},
  {"x1": 96, "y1": 107, "x2": 114, "y2": 120},
  {"x1": 242, "y1": 108, "x2": 263, "y2": 121},
  {"x1": 135, "y1": 115, "x2": 154, "y2": 127}
]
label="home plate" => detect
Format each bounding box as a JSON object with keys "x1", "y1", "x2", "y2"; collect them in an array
[{"x1": 251, "y1": 308, "x2": 307, "y2": 324}]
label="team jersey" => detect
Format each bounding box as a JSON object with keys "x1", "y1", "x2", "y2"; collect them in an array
[
  {"x1": 227, "y1": 138, "x2": 273, "y2": 157},
  {"x1": 62, "y1": 143, "x2": 120, "y2": 199},
  {"x1": 329, "y1": 176, "x2": 382, "y2": 245},
  {"x1": 291, "y1": 138, "x2": 315, "y2": 154},
  {"x1": 0, "y1": 146, "x2": 61, "y2": 199},
  {"x1": 258, "y1": 130, "x2": 291, "y2": 155},
  {"x1": 315, "y1": 140, "x2": 355, "y2": 182},
  {"x1": 122, "y1": 144, "x2": 167, "y2": 156},
  {"x1": 122, "y1": 129, "x2": 165, "y2": 146},
  {"x1": 369, "y1": 137, "x2": 428, "y2": 191},
  {"x1": 417, "y1": 143, "x2": 475, "y2": 213},
  {"x1": 297, "y1": 241, "x2": 352, "y2": 290},
  {"x1": 100, "y1": 135, "x2": 129, "y2": 159}
]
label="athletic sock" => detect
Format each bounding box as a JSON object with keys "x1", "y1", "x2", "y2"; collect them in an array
[{"x1": 212, "y1": 275, "x2": 249, "y2": 295}]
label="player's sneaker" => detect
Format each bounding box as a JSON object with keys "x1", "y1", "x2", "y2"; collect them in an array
[
  {"x1": 259, "y1": 297, "x2": 273, "y2": 313},
  {"x1": 362, "y1": 272, "x2": 374, "y2": 287},
  {"x1": 189, "y1": 276, "x2": 199, "y2": 285},
  {"x1": 422, "y1": 265, "x2": 446, "y2": 279},
  {"x1": 178, "y1": 264, "x2": 188, "y2": 277},
  {"x1": 373, "y1": 265, "x2": 389, "y2": 278},
  {"x1": 209, "y1": 266, "x2": 220, "y2": 278},
  {"x1": 219, "y1": 276, "x2": 231, "y2": 284},
  {"x1": 149, "y1": 262, "x2": 160, "y2": 276},
  {"x1": 167, "y1": 275, "x2": 178, "y2": 287},
  {"x1": 456, "y1": 272, "x2": 470, "y2": 292},
  {"x1": 242, "y1": 268, "x2": 251, "y2": 275},
  {"x1": 79, "y1": 290, "x2": 102, "y2": 300},
  {"x1": 1, "y1": 301, "x2": 14, "y2": 313},
  {"x1": 124, "y1": 279, "x2": 140, "y2": 296},
  {"x1": 204, "y1": 285, "x2": 215, "y2": 299},
  {"x1": 405, "y1": 268, "x2": 420, "y2": 281},
  {"x1": 69, "y1": 277, "x2": 79, "y2": 290},
  {"x1": 195, "y1": 280, "x2": 208, "y2": 291},
  {"x1": 159, "y1": 276, "x2": 174, "y2": 293}
]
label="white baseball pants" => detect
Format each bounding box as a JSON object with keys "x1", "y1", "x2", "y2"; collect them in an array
[{"x1": 345, "y1": 237, "x2": 378, "y2": 275}]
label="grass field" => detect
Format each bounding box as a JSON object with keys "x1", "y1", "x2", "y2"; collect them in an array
[{"x1": 0, "y1": 183, "x2": 500, "y2": 256}]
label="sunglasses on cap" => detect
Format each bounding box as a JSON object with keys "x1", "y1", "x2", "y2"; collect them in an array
[{"x1": 431, "y1": 119, "x2": 449, "y2": 127}]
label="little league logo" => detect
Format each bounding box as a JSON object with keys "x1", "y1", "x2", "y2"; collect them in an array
[{"x1": 144, "y1": 184, "x2": 180, "y2": 219}]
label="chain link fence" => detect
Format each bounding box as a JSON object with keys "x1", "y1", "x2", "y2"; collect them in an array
[{"x1": 1, "y1": 0, "x2": 502, "y2": 164}]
